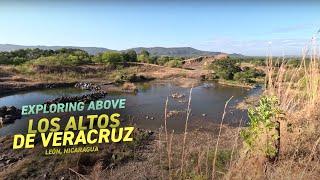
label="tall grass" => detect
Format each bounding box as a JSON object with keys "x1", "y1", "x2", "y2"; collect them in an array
[
  {"x1": 180, "y1": 87, "x2": 193, "y2": 176},
  {"x1": 158, "y1": 87, "x2": 237, "y2": 179},
  {"x1": 211, "y1": 96, "x2": 233, "y2": 179},
  {"x1": 265, "y1": 35, "x2": 320, "y2": 114},
  {"x1": 228, "y1": 32, "x2": 320, "y2": 179},
  {"x1": 156, "y1": 32, "x2": 320, "y2": 179}
]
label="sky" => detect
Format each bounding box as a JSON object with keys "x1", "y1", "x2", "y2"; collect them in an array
[{"x1": 0, "y1": 1, "x2": 319, "y2": 56}]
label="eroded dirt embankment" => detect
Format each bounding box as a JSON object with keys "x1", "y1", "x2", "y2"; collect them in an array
[
  {"x1": 0, "y1": 65, "x2": 103, "y2": 96},
  {"x1": 0, "y1": 64, "x2": 204, "y2": 96}
]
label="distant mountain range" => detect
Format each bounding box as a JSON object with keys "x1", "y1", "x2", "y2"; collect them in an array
[
  {"x1": 124, "y1": 47, "x2": 223, "y2": 57},
  {"x1": 0, "y1": 44, "x2": 110, "y2": 55},
  {"x1": 0, "y1": 44, "x2": 243, "y2": 57}
]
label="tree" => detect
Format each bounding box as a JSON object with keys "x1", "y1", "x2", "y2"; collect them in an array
[
  {"x1": 101, "y1": 51, "x2": 123, "y2": 64},
  {"x1": 148, "y1": 56, "x2": 158, "y2": 64},
  {"x1": 138, "y1": 50, "x2": 150, "y2": 63},
  {"x1": 122, "y1": 50, "x2": 137, "y2": 62},
  {"x1": 210, "y1": 58, "x2": 241, "y2": 80},
  {"x1": 140, "y1": 50, "x2": 150, "y2": 57}
]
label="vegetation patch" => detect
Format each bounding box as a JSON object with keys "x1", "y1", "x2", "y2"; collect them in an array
[
  {"x1": 208, "y1": 58, "x2": 265, "y2": 85},
  {"x1": 240, "y1": 96, "x2": 282, "y2": 159}
]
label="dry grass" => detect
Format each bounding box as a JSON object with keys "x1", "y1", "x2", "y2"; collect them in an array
[
  {"x1": 211, "y1": 96, "x2": 233, "y2": 179},
  {"x1": 180, "y1": 87, "x2": 193, "y2": 176},
  {"x1": 227, "y1": 33, "x2": 320, "y2": 179},
  {"x1": 156, "y1": 87, "x2": 239, "y2": 179}
]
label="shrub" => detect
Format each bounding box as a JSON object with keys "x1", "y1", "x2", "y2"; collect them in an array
[
  {"x1": 122, "y1": 50, "x2": 137, "y2": 62},
  {"x1": 165, "y1": 59, "x2": 182, "y2": 68},
  {"x1": 234, "y1": 72, "x2": 252, "y2": 83},
  {"x1": 240, "y1": 96, "x2": 282, "y2": 158},
  {"x1": 209, "y1": 59, "x2": 241, "y2": 80},
  {"x1": 100, "y1": 51, "x2": 123, "y2": 65},
  {"x1": 234, "y1": 68, "x2": 262, "y2": 83},
  {"x1": 137, "y1": 54, "x2": 149, "y2": 63},
  {"x1": 137, "y1": 50, "x2": 150, "y2": 63},
  {"x1": 156, "y1": 56, "x2": 171, "y2": 65},
  {"x1": 148, "y1": 56, "x2": 158, "y2": 64}
]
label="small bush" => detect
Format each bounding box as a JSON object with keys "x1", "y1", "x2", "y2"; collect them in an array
[
  {"x1": 240, "y1": 96, "x2": 282, "y2": 158},
  {"x1": 234, "y1": 70, "x2": 257, "y2": 83},
  {"x1": 165, "y1": 60, "x2": 182, "y2": 68}
]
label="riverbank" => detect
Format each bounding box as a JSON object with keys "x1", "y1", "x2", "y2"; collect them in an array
[
  {"x1": 217, "y1": 79, "x2": 256, "y2": 89},
  {"x1": 0, "y1": 64, "x2": 258, "y2": 97}
]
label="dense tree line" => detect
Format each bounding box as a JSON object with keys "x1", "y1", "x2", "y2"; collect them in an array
[
  {"x1": 1, "y1": 48, "x2": 296, "y2": 70},
  {"x1": 0, "y1": 48, "x2": 185, "y2": 67},
  {"x1": 231, "y1": 56, "x2": 308, "y2": 68},
  {"x1": 0, "y1": 48, "x2": 92, "y2": 65},
  {"x1": 0, "y1": 48, "x2": 55, "y2": 65},
  {"x1": 32, "y1": 50, "x2": 92, "y2": 66}
]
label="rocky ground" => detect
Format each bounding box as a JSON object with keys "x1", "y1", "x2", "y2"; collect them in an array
[{"x1": 0, "y1": 106, "x2": 22, "y2": 125}]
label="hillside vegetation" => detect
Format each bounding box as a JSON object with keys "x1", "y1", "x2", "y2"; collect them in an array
[{"x1": 0, "y1": 44, "x2": 230, "y2": 57}]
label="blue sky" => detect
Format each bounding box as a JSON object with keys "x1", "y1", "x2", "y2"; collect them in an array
[{"x1": 0, "y1": 1, "x2": 319, "y2": 56}]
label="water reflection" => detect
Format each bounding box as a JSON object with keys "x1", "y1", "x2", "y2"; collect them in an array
[{"x1": 0, "y1": 82, "x2": 260, "y2": 136}]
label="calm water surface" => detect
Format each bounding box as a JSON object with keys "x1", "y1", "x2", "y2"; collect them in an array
[{"x1": 0, "y1": 82, "x2": 260, "y2": 136}]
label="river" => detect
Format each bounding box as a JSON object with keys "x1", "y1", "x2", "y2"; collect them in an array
[{"x1": 0, "y1": 81, "x2": 261, "y2": 136}]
